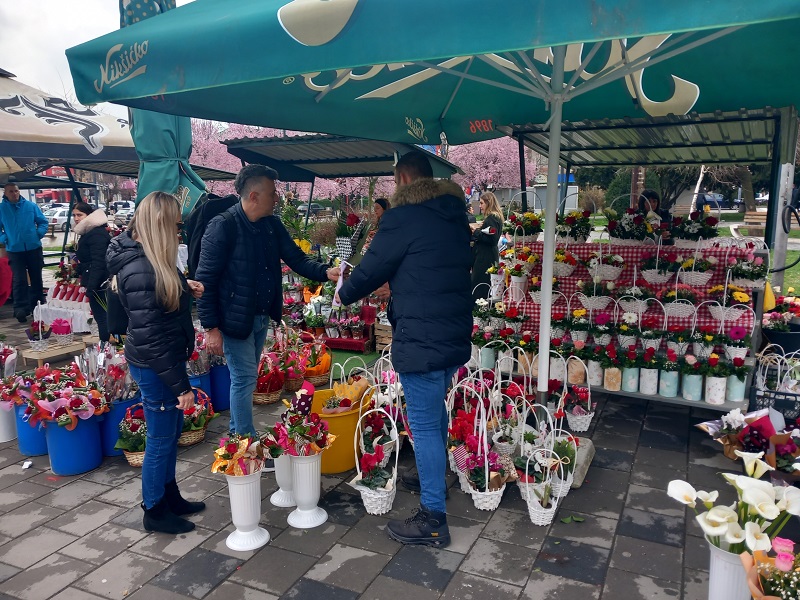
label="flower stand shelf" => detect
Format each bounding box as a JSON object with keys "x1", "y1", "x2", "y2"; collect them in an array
[
  {"x1": 21, "y1": 341, "x2": 86, "y2": 368},
  {"x1": 324, "y1": 304, "x2": 377, "y2": 353}
]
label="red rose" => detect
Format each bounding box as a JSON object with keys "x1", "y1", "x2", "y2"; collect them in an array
[
  {"x1": 184, "y1": 408, "x2": 194, "y2": 416},
  {"x1": 733, "y1": 357, "x2": 745, "y2": 367},
  {"x1": 89, "y1": 397, "x2": 101, "y2": 407},
  {"x1": 190, "y1": 351, "x2": 200, "y2": 361},
  {"x1": 705, "y1": 217, "x2": 718, "y2": 226},
  {"x1": 522, "y1": 334, "x2": 532, "y2": 343},
  {"x1": 690, "y1": 211, "x2": 699, "y2": 220},
  {"x1": 633, "y1": 215, "x2": 644, "y2": 225},
  {"x1": 667, "y1": 349, "x2": 677, "y2": 361},
  {"x1": 660, "y1": 222, "x2": 669, "y2": 230},
  {"x1": 627, "y1": 350, "x2": 637, "y2": 360},
  {"x1": 510, "y1": 214, "x2": 518, "y2": 222},
  {"x1": 607, "y1": 348, "x2": 617, "y2": 359},
  {"x1": 672, "y1": 217, "x2": 683, "y2": 226},
  {"x1": 551, "y1": 338, "x2": 562, "y2": 347},
  {"x1": 489, "y1": 228, "x2": 496, "y2": 234},
  {"x1": 69, "y1": 398, "x2": 83, "y2": 409},
  {"x1": 608, "y1": 220, "x2": 617, "y2": 230},
  {"x1": 340, "y1": 398, "x2": 352, "y2": 407},
  {"x1": 346, "y1": 213, "x2": 360, "y2": 227},
  {"x1": 132, "y1": 409, "x2": 144, "y2": 420},
  {"x1": 53, "y1": 407, "x2": 67, "y2": 418},
  {"x1": 565, "y1": 216, "x2": 576, "y2": 225},
  {"x1": 226, "y1": 443, "x2": 237, "y2": 454},
  {"x1": 626, "y1": 208, "x2": 636, "y2": 215},
  {"x1": 708, "y1": 355, "x2": 719, "y2": 367},
  {"x1": 582, "y1": 210, "x2": 591, "y2": 218},
  {"x1": 129, "y1": 423, "x2": 140, "y2": 433},
  {"x1": 505, "y1": 307, "x2": 519, "y2": 318}
]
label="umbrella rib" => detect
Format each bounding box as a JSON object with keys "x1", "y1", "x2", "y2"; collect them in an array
[
  {"x1": 440, "y1": 56, "x2": 474, "y2": 121},
  {"x1": 474, "y1": 54, "x2": 548, "y2": 98},
  {"x1": 315, "y1": 70, "x2": 353, "y2": 103},
  {"x1": 563, "y1": 42, "x2": 603, "y2": 92},
  {"x1": 513, "y1": 51, "x2": 555, "y2": 97},
  {"x1": 617, "y1": 40, "x2": 645, "y2": 111},
  {"x1": 501, "y1": 52, "x2": 551, "y2": 98},
  {"x1": 415, "y1": 61, "x2": 545, "y2": 100}
]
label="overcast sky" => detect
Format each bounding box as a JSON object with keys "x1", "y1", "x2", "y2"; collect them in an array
[{"x1": 0, "y1": 0, "x2": 190, "y2": 119}]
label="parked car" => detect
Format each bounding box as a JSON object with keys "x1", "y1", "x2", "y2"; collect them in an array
[
  {"x1": 111, "y1": 200, "x2": 135, "y2": 213},
  {"x1": 297, "y1": 203, "x2": 323, "y2": 216},
  {"x1": 755, "y1": 193, "x2": 770, "y2": 205},
  {"x1": 702, "y1": 193, "x2": 733, "y2": 210},
  {"x1": 44, "y1": 208, "x2": 73, "y2": 232},
  {"x1": 113, "y1": 208, "x2": 135, "y2": 227}
]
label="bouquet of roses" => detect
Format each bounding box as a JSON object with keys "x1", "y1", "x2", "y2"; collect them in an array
[
  {"x1": 604, "y1": 207, "x2": 657, "y2": 241},
  {"x1": 727, "y1": 251, "x2": 768, "y2": 282},
  {"x1": 211, "y1": 434, "x2": 264, "y2": 476},
  {"x1": 763, "y1": 311, "x2": 793, "y2": 332},
  {"x1": 741, "y1": 538, "x2": 800, "y2": 599},
  {"x1": 555, "y1": 210, "x2": 592, "y2": 241},
  {"x1": 671, "y1": 211, "x2": 719, "y2": 242},
  {"x1": 281, "y1": 409, "x2": 335, "y2": 456},
  {"x1": 505, "y1": 212, "x2": 543, "y2": 236}
]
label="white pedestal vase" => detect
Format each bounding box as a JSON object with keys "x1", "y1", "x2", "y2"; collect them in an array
[
  {"x1": 639, "y1": 368, "x2": 659, "y2": 395},
  {"x1": 587, "y1": 360, "x2": 604, "y2": 387},
  {"x1": 705, "y1": 376, "x2": 727, "y2": 406},
  {"x1": 225, "y1": 469, "x2": 270, "y2": 551},
  {"x1": 0, "y1": 406, "x2": 16, "y2": 443},
  {"x1": 707, "y1": 539, "x2": 749, "y2": 600},
  {"x1": 287, "y1": 454, "x2": 327, "y2": 529},
  {"x1": 269, "y1": 454, "x2": 296, "y2": 508}
]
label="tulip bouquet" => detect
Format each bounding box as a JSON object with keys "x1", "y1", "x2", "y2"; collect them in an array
[{"x1": 668, "y1": 450, "x2": 800, "y2": 556}]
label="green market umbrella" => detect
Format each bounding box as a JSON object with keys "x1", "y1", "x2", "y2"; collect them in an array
[
  {"x1": 67, "y1": 0, "x2": 800, "y2": 394},
  {"x1": 119, "y1": 0, "x2": 205, "y2": 217}
]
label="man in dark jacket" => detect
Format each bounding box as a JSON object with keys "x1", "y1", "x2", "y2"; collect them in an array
[
  {"x1": 196, "y1": 164, "x2": 339, "y2": 439},
  {"x1": 0, "y1": 183, "x2": 49, "y2": 322},
  {"x1": 337, "y1": 151, "x2": 472, "y2": 548}
]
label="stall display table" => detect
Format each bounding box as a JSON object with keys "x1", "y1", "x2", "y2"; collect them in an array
[
  {"x1": 21, "y1": 341, "x2": 86, "y2": 368},
  {"x1": 33, "y1": 286, "x2": 94, "y2": 333}
]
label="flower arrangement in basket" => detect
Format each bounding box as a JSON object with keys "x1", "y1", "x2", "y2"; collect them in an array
[
  {"x1": 741, "y1": 540, "x2": 800, "y2": 600},
  {"x1": 115, "y1": 403, "x2": 146, "y2": 467},
  {"x1": 584, "y1": 251, "x2": 624, "y2": 280},
  {"x1": 472, "y1": 297, "x2": 492, "y2": 325},
  {"x1": 179, "y1": 389, "x2": 217, "y2": 447},
  {"x1": 665, "y1": 325, "x2": 691, "y2": 354},
  {"x1": 528, "y1": 276, "x2": 559, "y2": 304},
  {"x1": 552, "y1": 247, "x2": 579, "y2": 277},
  {"x1": 358, "y1": 406, "x2": 395, "y2": 468},
  {"x1": 551, "y1": 436, "x2": 577, "y2": 497},
  {"x1": 303, "y1": 342, "x2": 332, "y2": 387},
  {"x1": 590, "y1": 312, "x2": 614, "y2": 346},
  {"x1": 350, "y1": 408, "x2": 398, "y2": 515},
  {"x1": 187, "y1": 330, "x2": 211, "y2": 376},
  {"x1": 604, "y1": 207, "x2": 658, "y2": 242},
  {"x1": 504, "y1": 212, "x2": 543, "y2": 237},
  {"x1": 448, "y1": 408, "x2": 477, "y2": 473},
  {"x1": 211, "y1": 434, "x2": 264, "y2": 475},
  {"x1": 657, "y1": 284, "x2": 700, "y2": 318},
  {"x1": 502, "y1": 304, "x2": 527, "y2": 333},
  {"x1": 568, "y1": 308, "x2": 591, "y2": 343},
  {"x1": 675, "y1": 254, "x2": 717, "y2": 287},
  {"x1": 555, "y1": 209, "x2": 592, "y2": 243},
  {"x1": 50, "y1": 319, "x2": 73, "y2": 345},
  {"x1": 722, "y1": 325, "x2": 751, "y2": 360},
  {"x1": 640, "y1": 251, "x2": 674, "y2": 284},
  {"x1": 518, "y1": 448, "x2": 561, "y2": 525},
  {"x1": 615, "y1": 283, "x2": 655, "y2": 314},
  {"x1": 727, "y1": 251, "x2": 768, "y2": 288},
  {"x1": 25, "y1": 321, "x2": 51, "y2": 351},
  {"x1": 492, "y1": 401, "x2": 519, "y2": 456},
  {"x1": 463, "y1": 433, "x2": 514, "y2": 510},
  {"x1": 707, "y1": 283, "x2": 751, "y2": 308},
  {"x1": 575, "y1": 278, "x2": 614, "y2": 311},
  {"x1": 255, "y1": 353, "x2": 284, "y2": 405},
  {"x1": 617, "y1": 311, "x2": 640, "y2": 349},
  {"x1": 671, "y1": 211, "x2": 719, "y2": 244},
  {"x1": 563, "y1": 385, "x2": 594, "y2": 432}
]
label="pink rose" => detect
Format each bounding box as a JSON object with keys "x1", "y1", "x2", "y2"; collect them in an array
[
  {"x1": 574, "y1": 340, "x2": 586, "y2": 350},
  {"x1": 685, "y1": 355, "x2": 697, "y2": 366},
  {"x1": 727, "y1": 257, "x2": 737, "y2": 265},
  {"x1": 753, "y1": 257, "x2": 764, "y2": 266},
  {"x1": 773, "y1": 537, "x2": 795, "y2": 554},
  {"x1": 745, "y1": 253, "x2": 755, "y2": 261},
  {"x1": 483, "y1": 332, "x2": 492, "y2": 341},
  {"x1": 775, "y1": 552, "x2": 795, "y2": 572}
]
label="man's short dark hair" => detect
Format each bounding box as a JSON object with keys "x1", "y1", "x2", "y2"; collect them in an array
[
  {"x1": 395, "y1": 151, "x2": 433, "y2": 180},
  {"x1": 234, "y1": 164, "x2": 279, "y2": 197}
]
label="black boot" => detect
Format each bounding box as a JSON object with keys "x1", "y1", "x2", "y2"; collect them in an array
[
  {"x1": 400, "y1": 468, "x2": 449, "y2": 498},
  {"x1": 386, "y1": 507, "x2": 450, "y2": 547},
  {"x1": 164, "y1": 480, "x2": 205, "y2": 516},
  {"x1": 142, "y1": 498, "x2": 196, "y2": 534}
]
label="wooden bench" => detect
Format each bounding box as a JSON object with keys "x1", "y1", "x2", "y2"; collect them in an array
[
  {"x1": 670, "y1": 205, "x2": 693, "y2": 217},
  {"x1": 46, "y1": 224, "x2": 57, "y2": 238},
  {"x1": 731, "y1": 211, "x2": 767, "y2": 238}
]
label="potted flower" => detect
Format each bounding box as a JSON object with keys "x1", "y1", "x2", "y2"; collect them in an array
[
  {"x1": 657, "y1": 348, "x2": 681, "y2": 397},
  {"x1": 586, "y1": 345, "x2": 605, "y2": 387},
  {"x1": 604, "y1": 207, "x2": 658, "y2": 244},
  {"x1": 350, "y1": 315, "x2": 365, "y2": 340},
  {"x1": 727, "y1": 356, "x2": 749, "y2": 403},
  {"x1": 575, "y1": 277, "x2": 614, "y2": 311},
  {"x1": 675, "y1": 254, "x2": 717, "y2": 287},
  {"x1": 600, "y1": 344, "x2": 622, "y2": 391},
  {"x1": 590, "y1": 312, "x2": 614, "y2": 346},
  {"x1": 485, "y1": 263, "x2": 505, "y2": 300},
  {"x1": 472, "y1": 297, "x2": 492, "y2": 326},
  {"x1": 514, "y1": 454, "x2": 549, "y2": 502},
  {"x1": 619, "y1": 346, "x2": 642, "y2": 392},
  {"x1": 701, "y1": 353, "x2": 729, "y2": 405},
  {"x1": 680, "y1": 355, "x2": 704, "y2": 401},
  {"x1": 727, "y1": 251, "x2": 768, "y2": 288},
  {"x1": 722, "y1": 325, "x2": 751, "y2": 361},
  {"x1": 616, "y1": 311, "x2": 640, "y2": 349},
  {"x1": 555, "y1": 209, "x2": 592, "y2": 243},
  {"x1": 666, "y1": 324, "x2": 692, "y2": 354},
  {"x1": 638, "y1": 346, "x2": 659, "y2": 394},
  {"x1": 114, "y1": 403, "x2": 146, "y2": 467},
  {"x1": 180, "y1": 391, "x2": 217, "y2": 446},
  {"x1": 584, "y1": 251, "x2": 624, "y2": 281},
  {"x1": 691, "y1": 325, "x2": 719, "y2": 357},
  {"x1": 505, "y1": 211, "x2": 543, "y2": 241},
  {"x1": 492, "y1": 401, "x2": 518, "y2": 456},
  {"x1": 506, "y1": 261, "x2": 530, "y2": 302},
  {"x1": 305, "y1": 313, "x2": 325, "y2": 336},
  {"x1": 658, "y1": 284, "x2": 700, "y2": 318},
  {"x1": 550, "y1": 310, "x2": 570, "y2": 340},
  {"x1": 568, "y1": 308, "x2": 591, "y2": 343},
  {"x1": 464, "y1": 441, "x2": 509, "y2": 510},
  {"x1": 503, "y1": 305, "x2": 527, "y2": 333},
  {"x1": 553, "y1": 248, "x2": 579, "y2": 277},
  {"x1": 211, "y1": 434, "x2": 270, "y2": 551},
  {"x1": 671, "y1": 211, "x2": 719, "y2": 246},
  {"x1": 448, "y1": 408, "x2": 476, "y2": 473},
  {"x1": 638, "y1": 316, "x2": 664, "y2": 351},
  {"x1": 529, "y1": 276, "x2": 559, "y2": 304},
  {"x1": 551, "y1": 436, "x2": 578, "y2": 497},
  {"x1": 351, "y1": 444, "x2": 395, "y2": 515}
]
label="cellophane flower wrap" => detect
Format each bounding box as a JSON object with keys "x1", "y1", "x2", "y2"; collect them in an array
[
  {"x1": 186, "y1": 330, "x2": 210, "y2": 376},
  {"x1": 211, "y1": 434, "x2": 265, "y2": 476}
]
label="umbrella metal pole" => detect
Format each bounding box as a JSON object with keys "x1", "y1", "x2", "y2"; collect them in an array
[
  {"x1": 518, "y1": 135, "x2": 527, "y2": 212},
  {"x1": 536, "y1": 46, "x2": 566, "y2": 398},
  {"x1": 304, "y1": 178, "x2": 315, "y2": 231},
  {"x1": 62, "y1": 168, "x2": 83, "y2": 258}
]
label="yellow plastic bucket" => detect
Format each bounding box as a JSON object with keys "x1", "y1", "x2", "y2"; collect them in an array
[{"x1": 312, "y1": 389, "x2": 370, "y2": 474}]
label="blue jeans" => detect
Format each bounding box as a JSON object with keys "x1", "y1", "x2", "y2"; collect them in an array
[
  {"x1": 129, "y1": 364, "x2": 184, "y2": 510},
  {"x1": 399, "y1": 366, "x2": 458, "y2": 513},
  {"x1": 223, "y1": 315, "x2": 269, "y2": 437}
]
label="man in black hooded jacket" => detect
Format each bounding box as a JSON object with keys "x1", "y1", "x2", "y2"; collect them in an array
[{"x1": 338, "y1": 151, "x2": 472, "y2": 547}]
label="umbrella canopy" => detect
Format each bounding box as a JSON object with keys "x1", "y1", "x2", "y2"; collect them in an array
[
  {"x1": 119, "y1": 0, "x2": 206, "y2": 217},
  {"x1": 66, "y1": 0, "x2": 800, "y2": 395}
]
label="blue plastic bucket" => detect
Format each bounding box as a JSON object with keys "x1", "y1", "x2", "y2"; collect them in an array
[
  {"x1": 100, "y1": 394, "x2": 140, "y2": 457},
  {"x1": 14, "y1": 404, "x2": 47, "y2": 456},
  {"x1": 45, "y1": 418, "x2": 103, "y2": 476},
  {"x1": 189, "y1": 372, "x2": 211, "y2": 395},
  {"x1": 209, "y1": 364, "x2": 231, "y2": 412}
]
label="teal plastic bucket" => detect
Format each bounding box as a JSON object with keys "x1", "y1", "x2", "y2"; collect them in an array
[
  {"x1": 209, "y1": 364, "x2": 230, "y2": 411},
  {"x1": 14, "y1": 404, "x2": 47, "y2": 456},
  {"x1": 45, "y1": 418, "x2": 103, "y2": 476},
  {"x1": 100, "y1": 394, "x2": 140, "y2": 457}
]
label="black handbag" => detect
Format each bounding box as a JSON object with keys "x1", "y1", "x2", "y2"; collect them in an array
[{"x1": 105, "y1": 278, "x2": 129, "y2": 336}]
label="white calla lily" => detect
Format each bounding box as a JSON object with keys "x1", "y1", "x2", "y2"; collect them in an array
[
  {"x1": 734, "y1": 451, "x2": 775, "y2": 479},
  {"x1": 742, "y1": 488, "x2": 781, "y2": 521},
  {"x1": 696, "y1": 490, "x2": 719, "y2": 509},
  {"x1": 735, "y1": 475, "x2": 776, "y2": 499},
  {"x1": 745, "y1": 522, "x2": 772, "y2": 552},
  {"x1": 696, "y1": 510, "x2": 731, "y2": 537},
  {"x1": 776, "y1": 485, "x2": 800, "y2": 516},
  {"x1": 667, "y1": 480, "x2": 697, "y2": 508},
  {"x1": 725, "y1": 522, "x2": 745, "y2": 546}
]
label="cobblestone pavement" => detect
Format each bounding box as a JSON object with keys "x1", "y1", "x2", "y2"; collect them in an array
[{"x1": 0, "y1": 303, "x2": 763, "y2": 600}]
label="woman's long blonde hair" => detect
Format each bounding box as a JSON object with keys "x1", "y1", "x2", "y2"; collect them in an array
[
  {"x1": 480, "y1": 192, "x2": 504, "y2": 222},
  {"x1": 128, "y1": 192, "x2": 183, "y2": 312}
]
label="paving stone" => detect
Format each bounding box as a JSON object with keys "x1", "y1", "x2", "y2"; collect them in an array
[
  {"x1": 382, "y1": 544, "x2": 462, "y2": 591},
  {"x1": 617, "y1": 507, "x2": 684, "y2": 548},
  {"x1": 630, "y1": 462, "x2": 684, "y2": 491},
  {"x1": 202, "y1": 581, "x2": 278, "y2": 600},
  {"x1": 49, "y1": 588, "x2": 107, "y2": 600},
  {"x1": 129, "y1": 525, "x2": 214, "y2": 562},
  {"x1": 559, "y1": 485, "x2": 624, "y2": 520},
  {"x1": 520, "y1": 570, "x2": 601, "y2": 600},
  {"x1": 336, "y1": 515, "x2": 402, "y2": 556},
  {"x1": 0, "y1": 480, "x2": 53, "y2": 510},
  {"x1": 318, "y1": 489, "x2": 367, "y2": 526},
  {"x1": 281, "y1": 578, "x2": 359, "y2": 600},
  {"x1": 602, "y1": 566, "x2": 681, "y2": 599},
  {"x1": 444, "y1": 513, "x2": 486, "y2": 555},
  {"x1": 482, "y1": 508, "x2": 547, "y2": 549},
  {"x1": 687, "y1": 464, "x2": 738, "y2": 502},
  {"x1": 60, "y1": 522, "x2": 148, "y2": 564},
  {"x1": 177, "y1": 441, "x2": 218, "y2": 465},
  {"x1": 0, "y1": 526, "x2": 78, "y2": 568},
  {"x1": 360, "y1": 574, "x2": 441, "y2": 600},
  {"x1": 270, "y1": 521, "x2": 348, "y2": 557},
  {"x1": 149, "y1": 547, "x2": 243, "y2": 599},
  {"x1": 38, "y1": 480, "x2": 112, "y2": 510},
  {"x1": 0, "y1": 448, "x2": 25, "y2": 469},
  {"x1": 2, "y1": 552, "x2": 93, "y2": 600},
  {"x1": 590, "y1": 431, "x2": 639, "y2": 453},
  {"x1": 548, "y1": 510, "x2": 618, "y2": 549},
  {"x1": 49, "y1": 500, "x2": 125, "y2": 536},
  {"x1": 110, "y1": 505, "x2": 144, "y2": 530},
  {"x1": 0, "y1": 501, "x2": 64, "y2": 537},
  {"x1": 26, "y1": 471, "x2": 85, "y2": 489},
  {"x1": 229, "y1": 545, "x2": 316, "y2": 595},
  {"x1": 684, "y1": 535, "x2": 709, "y2": 571},
  {"x1": 95, "y1": 478, "x2": 142, "y2": 508},
  {"x1": 199, "y1": 524, "x2": 282, "y2": 560},
  {"x1": 183, "y1": 494, "x2": 232, "y2": 531},
  {"x1": 594, "y1": 416, "x2": 643, "y2": 437},
  {"x1": 590, "y1": 448, "x2": 633, "y2": 472},
  {"x1": 0, "y1": 464, "x2": 43, "y2": 491},
  {"x1": 460, "y1": 537, "x2": 535, "y2": 586},
  {"x1": 74, "y1": 550, "x2": 169, "y2": 599},
  {"x1": 581, "y1": 466, "x2": 629, "y2": 493},
  {"x1": 625, "y1": 483, "x2": 684, "y2": 517},
  {"x1": 633, "y1": 446, "x2": 687, "y2": 471},
  {"x1": 440, "y1": 571, "x2": 523, "y2": 599},
  {"x1": 638, "y1": 428, "x2": 688, "y2": 452},
  {"x1": 609, "y1": 535, "x2": 683, "y2": 583},
  {"x1": 125, "y1": 585, "x2": 195, "y2": 600},
  {"x1": 533, "y1": 537, "x2": 610, "y2": 586},
  {"x1": 0, "y1": 561, "x2": 20, "y2": 583},
  {"x1": 257, "y1": 498, "x2": 295, "y2": 529},
  {"x1": 321, "y1": 474, "x2": 346, "y2": 494},
  {"x1": 305, "y1": 543, "x2": 391, "y2": 593},
  {"x1": 497, "y1": 481, "x2": 529, "y2": 513},
  {"x1": 381, "y1": 487, "x2": 424, "y2": 520},
  {"x1": 442, "y1": 488, "x2": 493, "y2": 523},
  {"x1": 82, "y1": 460, "x2": 139, "y2": 487},
  {"x1": 683, "y1": 567, "x2": 709, "y2": 600},
  {"x1": 174, "y1": 459, "x2": 208, "y2": 482}
]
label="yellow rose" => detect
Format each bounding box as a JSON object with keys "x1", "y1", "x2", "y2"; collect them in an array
[
  {"x1": 646, "y1": 223, "x2": 653, "y2": 233},
  {"x1": 530, "y1": 277, "x2": 539, "y2": 284},
  {"x1": 519, "y1": 340, "x2": 526, "y2": 347}
]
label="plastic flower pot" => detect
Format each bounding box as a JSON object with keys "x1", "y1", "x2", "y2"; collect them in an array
[
  {"x1": 209, "y1": 364, "x2": 231, "y2": 412},
  {"x1": 287, "y1": 453, "x2": 328, "y2": 529},
  {"x1": 0, "y1": 405, "x2": 16, "y2": 443},
  {"x1": 100, "y1": 394, "x2": 139, "y2": 456},
  {"x1": 45, "y1": 418, "x2": 102, "y2": 476},
  {"x1": 621, "y1": 367, "x2": 640, "y2": 392},
  {"x1": 188, "y1": 372, "x2": 211, "y2": 394},
  {"x1": 14, "y1": 404, "x2": 47, "y2": 456},
  {"x1": 682, "y1": 374, "x2": 704, "y2": 401},
  {"x1": 587, "y1": 360, "x2": 603, "y2": 387},
  {"x1": 706, "y1": 537, "x2": 749, "y2": 600},
  {"x1": 479, "y1": 347, "x2": 497, "y2": 370},
  {"x1": 639, "y1": 368, "x2": 659, "y2": 395},
  {"x1": 225, "y1": 468, "x2": 270, "y2": 551},
  {"x1": 603, "y1": 367, "x2": 621, "y2": 391},
  {"x1": 726, "y1": 375, "x2": 746, "y2": 403},
  {"x1": 704, "y1": 376, "x2": 727, "y2": 406}
]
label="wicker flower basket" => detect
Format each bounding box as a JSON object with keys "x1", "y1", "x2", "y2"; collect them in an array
[
  {"x1": 53, "y1": 333, "x2": 74, "y2": 346},
  {"x1": 593, "y1": 333, "x2": 612, "y2": 346},
  {"x1": 458, "y1": 470, "x2": 472, "y2": 493},
  {"x1": 579, "y1": 295, "x2": 612, "y2": 311},
  {"x1": 354, "y1": 482, "x2": 396, "y2": 515},
  {"x1": 560, "y1": 235, "x2": 588, "y2": 245},
  {"x1": 679, "y1": 271, "x2": 714, "y2": 287},
  {"x1": 359, "y1": 439, "x2": 396, "y2": 469},
  {"x1": 566, "y1": 411, "x2": 595, "y2": 433},
  {"x1": 641, "y1": 338, "x2": 662, "y2": 351},
  {"x1": 491, "y1": 433, "x2": 517, "y2": 456},
  {"x1": 306, "y1": 373, "x2": 331, "y2": 387},
  {"x1": 178, "y1": 427, "x2": 206, "y2": 447},
  {"x1": 551, "y1": 472, "x2": 574, "y2": 498},
  {"x1": 123, "y1": 450, "x2": 145, "y2": 467},
  {"x1": 550, "y1": 326, "x2": 566, "y2": 340},
  {"x1": 641, "y1": 269, "x2": 672, "y2": 285},
  {"x1": 617, "y1": 334, "x2": 637, "y2": 349},
  {"x1": 666, "y1": 341, "x2": 688, "y2": 355},
  {"x1": 597, "y1": 264, "x2": 623, "y2": 280},
  {"x1": 470, "y1": 483, "x2": 506, "y2": 511},
  {"x1": 28, "y1": 339, "x2": 50, "y2": 352},
  {"x1": 618, "y1": 299, "x2": 648, "y2": 314},
  {"x1": 674, "y1": 238, "x2": 713, "y2": 249},
  {"x1": 527, "y1": 498, "x2": 557, "y2": 526},
  {"x1": 664, "y1": 302, "x2": 695, "y2": 318},
  {"x1": 731, "y1": 277, "x2": 766, "y2": 289},
  {"x1": 609, "y1": 237, "x2": 641, "y2": 247},
  {"x1": 282, "y1": 376, "x2": 304, "y2": 393},
  {"x1": 517, "y1": 480, "x2": 547, "y2": 504},
  {"x1": 724, "y1": 345, "x2": 749, "y2": 360},
  {"x1": 570, "y1": 330, "x2": 588, "y2": 343},
  {"x1": 708, "y1": 305, "x2": 748, "y2": 322},
  {"x1": 253, "y1": 390, "x2": 282, "y2": 405},
  {"x1": 552, "y1": 262, "x2": 576, "y2": 278}
]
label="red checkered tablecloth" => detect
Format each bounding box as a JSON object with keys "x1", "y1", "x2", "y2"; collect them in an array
[{"x1": 506, "y1": 242, "x2": 755, "y2": 334}]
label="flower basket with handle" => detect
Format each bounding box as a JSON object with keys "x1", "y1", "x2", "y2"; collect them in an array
[
  {"x1": 563, "y1": 359, "x2": 593, "y2": 432},
  {"x1": 116, "y1": 402, "x2": 146, "y2": 467},
  {"x1": 520, "y1": 447, "x2": 562, "y2": 526},
  {"x1": 467, "y1": 399, "x2": 507, "y2": 511},
  {"x1": 350, "y1": 407, "x2": 399, "y2": 515},
  {"x1": 178, "y1": 388, "x2": 215, "y2": 447}
]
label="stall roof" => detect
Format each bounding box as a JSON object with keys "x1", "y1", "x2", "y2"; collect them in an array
[
  {"x1": 500, "y1": 108, "x2": 779, "y2": 168},
  {"x1": 2, "y1": 175, "x2": 95, "y2": 190},
  {"x1": 41, "y1": 159, "x2": 236, "y2": 181},
  {"x1": 223, "y1": 134, "x2": 462, "y2": 182}
]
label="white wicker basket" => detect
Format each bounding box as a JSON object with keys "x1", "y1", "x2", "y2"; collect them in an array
[
  {"x1": 529, "y1": 291, "x2": 542, "y2": 304},
  {"x1": 551, "y1": 472, "x2": 574, "y2": 498},
  {"x1": 458, "y1": 470, "x2": 472, "y2": 493},
  {"x1": 666, "y1": 341, "x2": 688, "y2": 355},
  {"x1": 527, "y1": 499, "x2": 557, "y2": 526},
  {"x1": 674, "y1": 238, "x2": 714, "y2": 249},
  {"x1": 551, "y1": 326, "x2": 566, "y2": 340},
  {"x1": 618, "y1": 299, "x2": 648, "y2": 314},
  {"x1": 597, "y1": 265, "x2": 623, "y2": 281},
  {"x1": 28, "y1": 339, "x2": 50, "y2": 352},
  {"x1": 693, "y1": 343, "x2": 715, "y2": 358},
  {"x1": 679, "y1": 271, "x2": 714, "y2": 287},
  {"x1": 359, "y1": 439, "x2": 395, "y2": 469},
  {"x1": 641, "y1": 338, "x2": 663, "y2": 351},
  {"x1": 566, "y1": 411, "x2": 595, "y2": 433},
  {"x1": 491, "y1": 433, "x2": 517, "y2": 456},
  {"x1": 593, "y1": 333, "x2": 612, "y2": 346},
  {"x1": 730, "y1": 277, "x2": 766, "y2": 289},
  {"x1": 708, "y1": 305, "x2": 748, "y2": 322},
  {"x1": 617, "y1": 334, "x2": 637, "y2": 349},
  {"x1": 570, "y1": 330, "x2": 588, "y2": 343},
  {"x1": 579, "y1": 296, "x2": 612, "y2": 311},
  {"x1": 664, "y1": 302, "x2": 695, "y2": 318},
  {"x1": 354, "y1": 482, "x2": 396, "y2": 515},
  {"x1": 724, "y1": 345, "x2": 749, "y2": 360},
  {"x1": 517, "y1": 480, "x2": 548, "y2": 504},
  {"x1": 552, "y1": 262, "x2": 576, "y2": 278},
  {"x1": 609, "y1": 237, "x2": 641, "y2": 246},
  {"x1": 641, "y1": 269, "x2": 672, "y2": 285},
  {"x1": 53, "y1": 333, "x2": 74, "y2": 346},
  {"x1": 470, "y1": 483, "x2": 506, "y2": 511}
]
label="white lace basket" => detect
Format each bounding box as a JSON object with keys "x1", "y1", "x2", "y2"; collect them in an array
[
  {"x1": 552, "y1": 262, "x2": 576, "y2": 278},
  {"x1": 641, "y1": 338, "x2": 663, "y2": 351},
  {"x1": 593, "y1": 333, "x2": 612, "y2": 346},
  {"x1": 617, "y1": 334, "x2": 637, "y2": 349},
  {"x1": 730, "y1": 277, "x2": 765, "y2": 289},
  {"x1": 664, "y1": 302, "x2": 695, "y2": 318},
  {"x1": 551, "y1": 471, "x2": 574, "y2": 498},
  {"x1": 724, "y1": 345, "x2": 748, "y2": 360},
  {"x1": 641, "y1": 269, "x2": 672, "y2": 285},
  {"x1": 527, "y1": 499, "x2": 558, "y2": 526},
  {"x1": 579, "y1": 296, "x2": 612, "y2": 311},
  {"x1": 618, "y1": 299, "x2": 648, "y2": 314},
  {"x1": 597, "y1": 265, "x2": 623, "y2": 281},
  {"x1": 353, "y1": 481, "x2": 396, "y2": 515},
  {"x1": 53, "y1": 333, "x2": 74, "y2": 346},
  {"x1": 679, "y1": 271, "x2": 714, "y2": 287},
  {"x1": 491, "y1": 433, "x2": 517, "y2": 457},
  {"x1": 708, "y1": 305, "x2": 748, "y2": 322},
  {"x1": 470, "y1": 483, "x2": 506, "y2": 511},
  {"x1": 566, "y1": 411, "x2": 594, "y2": 433}
]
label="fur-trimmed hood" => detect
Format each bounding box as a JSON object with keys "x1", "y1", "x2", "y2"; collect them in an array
[
  {"x1": 73, "y1": 208, "x2": 108, "y2": 236},
  {"x1": 390, "y1": 178, "x2": 464, "y2": 208}
]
